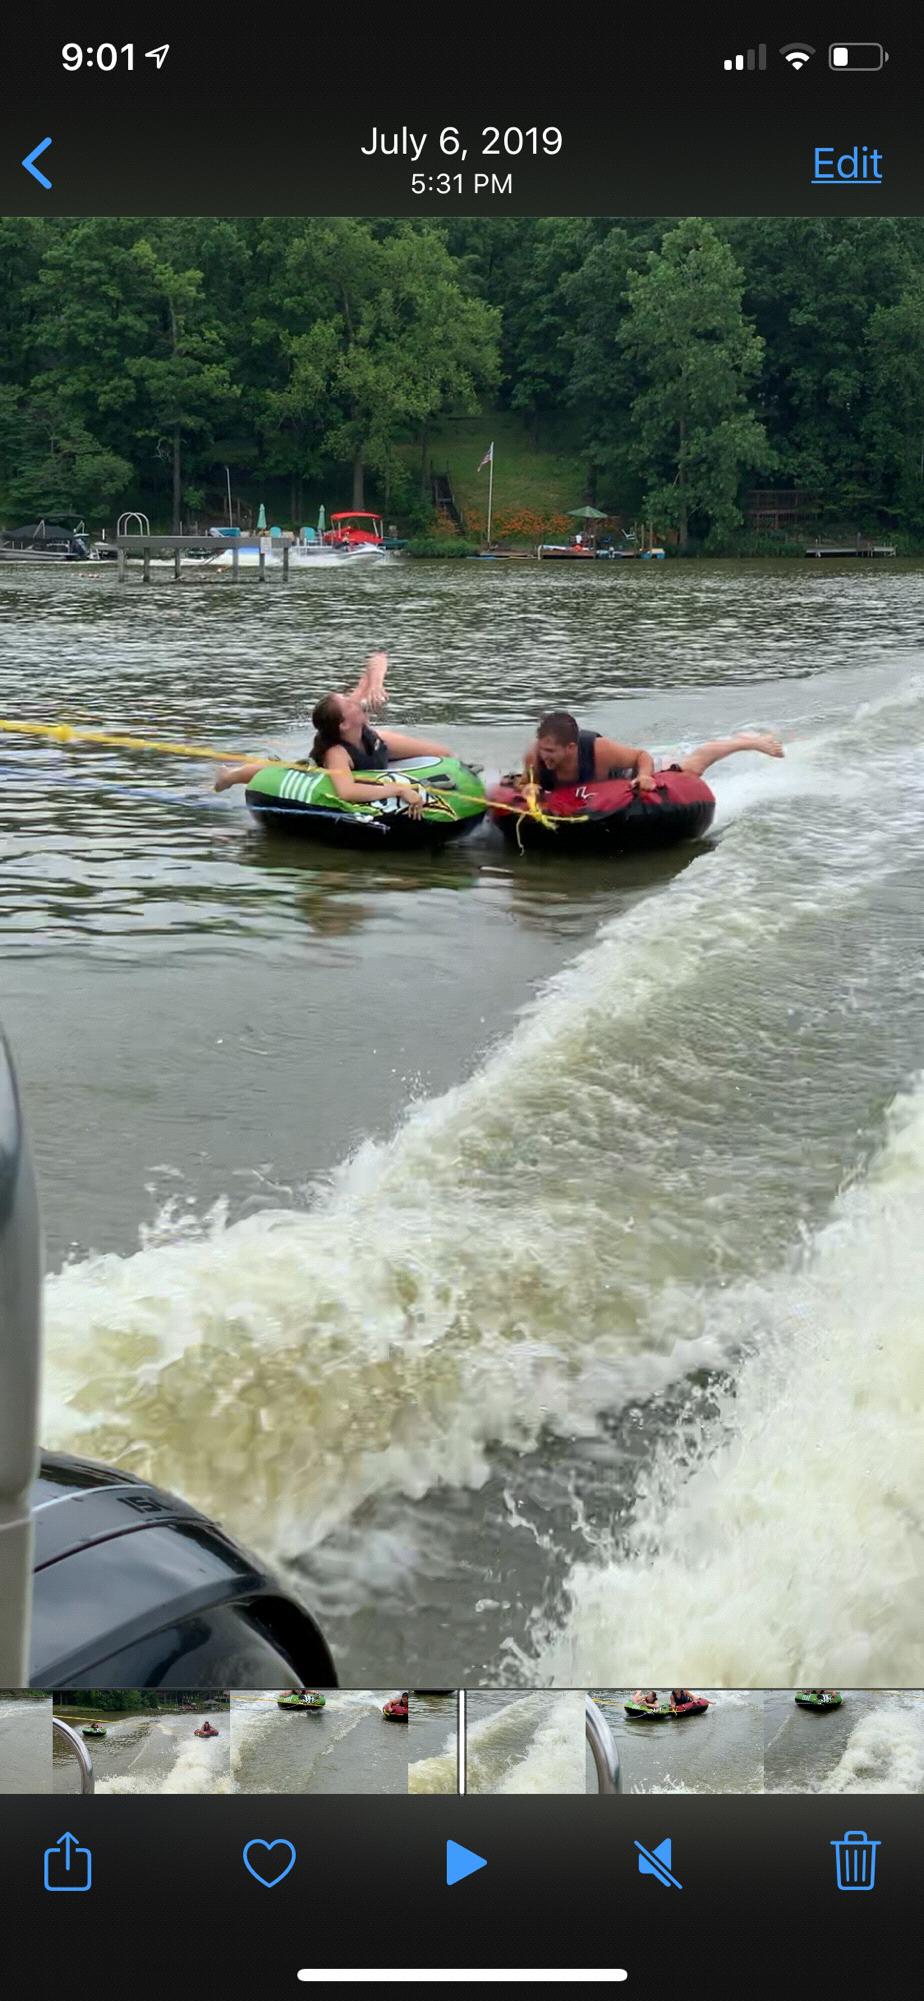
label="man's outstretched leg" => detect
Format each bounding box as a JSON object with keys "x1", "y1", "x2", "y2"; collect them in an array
[{"x1": 677, "y1": 733, "x2": 783, "y2": 778}]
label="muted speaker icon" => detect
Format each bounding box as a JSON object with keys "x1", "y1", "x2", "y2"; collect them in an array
[{"x1": 635, "y1": 1837, "x2": 683, "y2": 1890}]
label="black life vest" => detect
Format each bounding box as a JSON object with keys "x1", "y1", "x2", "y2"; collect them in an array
[
  {"x1": 536, "y1": 728, "x2": 599, "y2": 791},
  {"x1": 342, "y1": 724, "x2": 390, "y2": 771}
]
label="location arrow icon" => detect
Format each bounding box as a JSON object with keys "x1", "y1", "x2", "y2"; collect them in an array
[{"x1": 22, "y1": 138, "x2": 53, "y2": 189}]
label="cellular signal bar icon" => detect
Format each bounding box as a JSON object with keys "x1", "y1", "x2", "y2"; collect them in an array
[{"x1": 724, "y1": 45, "x2": 767, "y2": 71}]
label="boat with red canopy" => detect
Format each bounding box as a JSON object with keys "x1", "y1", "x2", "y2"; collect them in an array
[{"x1": 324, "y1": 511, "x2": 386, "y2": 552}]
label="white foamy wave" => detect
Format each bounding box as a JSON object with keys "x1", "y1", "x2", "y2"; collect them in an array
[
  {"x1": 408, "y1": 1736, "x2": 457, "y2": 1795},
  {"x1": 819, "y1": 1704, "x2": 924, "y2": 1795},
  {"x1": 533, "y1": 1082, "x2": 924, "y2": 1686},
  {"x1": 96, "y1": 1735, "x2": 232, "y2": 1796},
  {"x1": 467, "y1": 1694, "x2": 584, "y2": 1794}
]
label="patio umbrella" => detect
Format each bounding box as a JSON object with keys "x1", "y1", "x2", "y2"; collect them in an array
[
  {"x1": 567, "y1": 506, "x2": 607, "y2": 520},
  {"x1": 256, "y1": 503, "x2": 267, "y2": 531},
  {"x1": 317, "y1": 506, "x2": 326, "y2": 536}
]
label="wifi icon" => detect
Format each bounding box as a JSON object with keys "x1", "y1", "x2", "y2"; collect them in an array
[{"x1": 780, "y1": 42, "x2": 815, "y2": 70}]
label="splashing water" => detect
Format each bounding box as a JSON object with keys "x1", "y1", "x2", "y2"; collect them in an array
[
  {"x1": 467, "y1": 1693, "x2": 585, "y2": 1794},
  {"x1": 532, "y1": 1084, "x2": 924, "y2": 1685}
]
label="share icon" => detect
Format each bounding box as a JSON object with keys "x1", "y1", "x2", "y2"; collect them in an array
[{"x1": 635, "y1": 1837, "x2": 683, "y2": 1890}]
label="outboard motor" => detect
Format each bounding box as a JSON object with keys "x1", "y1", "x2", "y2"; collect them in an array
[{"x1": 0, "y1": 1031, "x2": 337, "y2": 1689}]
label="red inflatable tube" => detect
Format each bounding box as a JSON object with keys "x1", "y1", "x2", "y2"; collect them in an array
[{"x1": 487, "y1": 767, "x2": 716, "y2": 854}]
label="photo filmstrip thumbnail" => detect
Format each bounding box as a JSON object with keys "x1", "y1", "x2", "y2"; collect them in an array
[
  {"x1": 52, "y1": 1693, "x2": 231, "y2": 1795},
  {"x1": 764, "y1": 1690, "x2": 924, "y2": 1796},
  {"x1": 587, "y1": 1691, "x2": 763, "y2": 1795},
  {"x1": 230, "y1": 1692, "x2": 410, "y2": 1794}
]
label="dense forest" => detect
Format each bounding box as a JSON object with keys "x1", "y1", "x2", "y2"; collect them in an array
[{"x1": 3, "y1": 215, "x2": 924, "y2": 545}]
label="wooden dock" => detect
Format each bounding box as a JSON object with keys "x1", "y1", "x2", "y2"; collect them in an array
[
  {"x1": 805, "y1": 539, "x2": 897, "y2": 558},
  {"x1": 107, "y1": 536, "x2": 290, "y2": 581}
]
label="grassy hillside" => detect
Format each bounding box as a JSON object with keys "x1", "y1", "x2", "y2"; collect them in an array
[{"x1": 397, "y1": 410, "x2": 589, "y2": 532}]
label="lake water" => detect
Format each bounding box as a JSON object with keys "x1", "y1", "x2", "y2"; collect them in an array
[
  {"x1": 2, "y1": 559, "x2": 923, "y2": 1684},
  {"x1": 0, "y1": 1695, "x2": 51, "y2": 1792}
]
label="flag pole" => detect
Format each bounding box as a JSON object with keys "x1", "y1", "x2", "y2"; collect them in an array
[{"x1": 487, "y1": 447, "x2": 494, "y2": 548}]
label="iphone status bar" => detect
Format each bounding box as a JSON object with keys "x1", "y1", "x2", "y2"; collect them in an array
[{"x1": 0, "y1": 16, "x2": 917, "y2": 212}]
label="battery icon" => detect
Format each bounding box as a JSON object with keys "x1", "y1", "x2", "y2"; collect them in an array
[{"x1": 829, "y1": 43, "x2": 888, "y2": 70}]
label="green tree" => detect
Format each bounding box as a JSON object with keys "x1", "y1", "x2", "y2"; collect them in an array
[
  {"x1": 126, "y1": 226, "x2": 241, "y2": 528},
  {"x1": 0, "y1": 385, "x2": 131, "y2": 517},
  {"x1": 266, "y1": 220, "x2": 500, "y2": 509},
  {"x1": 866, "y1": 278, "x2": 924, "y2": 531},
  {"x1": 725, "y1": 216, "x2": 918, "y2": 514},
  {"x1": 620, "y1": 219, "x2": 770, "y2": 546},
  {"x1": 19, "y1": 218, "x2": 244, "y2": 528},
  {"x1": 0, "y1": 219, "x2": 44, "y2": 387},
  {"x1": 502, "y1": 218, "x2": 595, "y2": 443},
  {"x1": 560, "y1": 225, "x2": 637, "y2": 503}
]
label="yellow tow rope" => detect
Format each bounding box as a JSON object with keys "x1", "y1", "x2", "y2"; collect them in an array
[
  {"x1": 487, "y1": 768, "x2": 591, "y2": 851},
  {"x1": 0, "y1": 713, "x2": 461, "y2": 816},
  {"x1": 0, "y1": 715, "x2": 303, "y2": 766},
  {"x1": 0, "y1": 717, "x2": 611, "y2": 837}
]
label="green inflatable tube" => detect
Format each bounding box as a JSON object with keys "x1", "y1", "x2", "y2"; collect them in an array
[
  {"x1": 794, "y1": 1692, "x2": 843, "y2": 1710},
  {"x1": 246, "y1": 755, "x2": 486, "y2": 849}
]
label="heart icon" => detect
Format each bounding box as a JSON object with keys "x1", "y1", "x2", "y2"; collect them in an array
[{"x1": 242, "y1": 1838, "x2": 297, "y2": 1887}]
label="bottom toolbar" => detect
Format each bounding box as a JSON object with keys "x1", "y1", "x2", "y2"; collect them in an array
[{"x1": 0, "y1": 1797, "x2": 913, "y2": 1999}]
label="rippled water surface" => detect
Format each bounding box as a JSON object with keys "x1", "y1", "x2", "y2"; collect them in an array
[
  {"x1": 2, "y1": 559, "x2": 923, "y2": 1685},
  {"x1": 0, "y1": 1696, "x2": 51, "y2": 1792}
]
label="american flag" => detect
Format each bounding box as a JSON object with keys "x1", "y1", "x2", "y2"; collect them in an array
[{"x1": 477, "y1": 443, "x2": 494, "y2": 470}]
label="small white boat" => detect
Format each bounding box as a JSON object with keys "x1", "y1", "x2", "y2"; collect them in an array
[{"x1": 200, "y1": 541, "x2": 386, "y2": 570}]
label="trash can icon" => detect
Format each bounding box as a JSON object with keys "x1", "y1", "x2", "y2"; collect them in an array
[{"x1": 831, "y1": 1830, "x2": 880, "y2": 1891}]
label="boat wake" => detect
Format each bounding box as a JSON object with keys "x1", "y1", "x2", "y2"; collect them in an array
[
  {"x1": 529, "y1": 1082, "x2": 924, "y2": 1685},
  {"x1": 769, "y1": 1698, "x2": 924, "y2": 1795},
  {"x1": 95, "y1": 1732, "x2": 232, "y2": 1796},
  {"x1": 467, "y1": 1694, "x2": 584, "y2": 1794}
]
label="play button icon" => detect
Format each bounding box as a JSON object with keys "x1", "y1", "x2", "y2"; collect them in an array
[{"x1": 446, "y1": 1839, "x2": 487, "y2": 1886}]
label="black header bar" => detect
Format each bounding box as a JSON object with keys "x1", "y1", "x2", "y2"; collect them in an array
[{"x1": 0, "y1": 13, "x2": 921, "y2": 214}]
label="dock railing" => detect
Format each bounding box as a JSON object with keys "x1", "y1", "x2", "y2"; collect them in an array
[
  {"x1": 107, "y1": 536, "x2": 295, "y2": 581},
  {"x1": 585, "y1": 1696, "x2": 621, "y2": 1794},
  {"x1": 52, "y1": 1718, "x2": 96, "y2": 1795}
]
